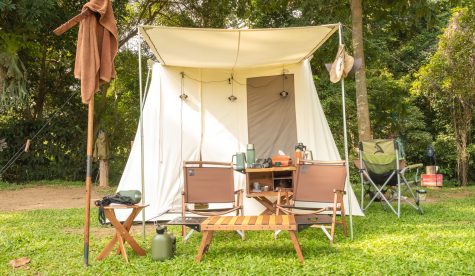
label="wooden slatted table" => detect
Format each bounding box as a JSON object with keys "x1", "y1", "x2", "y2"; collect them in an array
[{"x1": 196, "y1": 215, "x2": 304, "y2": 263}]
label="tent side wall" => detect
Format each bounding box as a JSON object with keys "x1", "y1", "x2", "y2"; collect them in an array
[{"x1": 116, "y1": 61, "x2": 362, "y2": 221}]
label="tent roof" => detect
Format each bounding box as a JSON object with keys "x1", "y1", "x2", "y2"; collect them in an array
[{"x1": 139, "y1": 25, "x2": 339, "y2": 69}]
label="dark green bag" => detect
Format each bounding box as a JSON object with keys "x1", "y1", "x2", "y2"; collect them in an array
[{"x1": 94, "y1": 190, "x2": 142, "y2": 224}]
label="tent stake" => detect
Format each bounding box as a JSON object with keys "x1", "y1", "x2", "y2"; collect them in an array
[
  {"x1": 339, "y1": 23, "x2": 354, "y2": 240},
  {"x1": 138, "y1": 33, "x2": 146, "y2": 240},
  {"x1": 84, "y1": 97, "x2": 94, "y2": 267}
]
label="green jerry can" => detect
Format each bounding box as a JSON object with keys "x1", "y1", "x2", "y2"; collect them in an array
[
  {"x1": 117, "y1": 190, "x2": 142, "y2": 204},
  {"x1": 152, "y1": 226, "x2": 176, "y2": 261}
]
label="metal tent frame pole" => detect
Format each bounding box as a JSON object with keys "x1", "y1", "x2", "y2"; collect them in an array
[
  {"x1": 138, "y1": 34, "x2": 146, "y2": 240},
  {"x1": 338, "y1": 23, "x2": 354, "y2": 240}
]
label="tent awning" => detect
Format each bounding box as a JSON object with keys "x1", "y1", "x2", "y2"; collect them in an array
[{"x1": 139, "y1": 25, "x2": 338, "y2": 69}]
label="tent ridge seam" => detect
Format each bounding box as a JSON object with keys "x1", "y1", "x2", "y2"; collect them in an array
[
  {"x1": 299, "y1": 25, "x2": 339, "y2": 63},
  {"x1": 140, "y1": 26, "x2": 166, "y2": 65},
  {"x1": 232, "y1": 31, "x2": 242, "y2": 70}
]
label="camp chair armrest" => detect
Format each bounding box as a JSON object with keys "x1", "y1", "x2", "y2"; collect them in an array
[
  {"x1": 301, "y1": 160, "x2": 346, "y2": 166},
  {"x1": 275, "y1": 205, "x2": 326, "y2": 215},
  {"x1": 400, "y1": 163, "x2": 423, "y2": 174},
  {"x1": 334, "y1": 189, "x2": 346, "y2": 195}
]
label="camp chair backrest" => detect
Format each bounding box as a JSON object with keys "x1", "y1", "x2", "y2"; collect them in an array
[
  {"x1": 361, "y1": 139, "x2": 396, "y2": 155},
  {"x1": 184, "y1": 162, "x2": 235, "y2": 204},
  {"x1": 361, "y1": 139, "x2": 406, "y2": 174},
  {"x1": 293, "y1": 161, "x2": 346, "y2": 203}
]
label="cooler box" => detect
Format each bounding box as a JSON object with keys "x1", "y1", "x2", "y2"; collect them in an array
[{"x1": 421, "y1": 174, "x2": 443, "y2": 187}]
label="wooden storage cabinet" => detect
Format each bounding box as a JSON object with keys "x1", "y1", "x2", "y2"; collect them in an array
[{"x1": 245, "y1": 166, "x2": 296, "y2": 197}]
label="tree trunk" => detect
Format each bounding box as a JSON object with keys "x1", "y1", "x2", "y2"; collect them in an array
[
  {"x1": 350, "y1": 0, "x2": 372, "y2": 141},
  {"x1": 99, "y1": 159, "x2": 109, "y2": 188},
  {"x1": 454, "y1": 98, "x2": 471, "y2": 186},
  {"x1": 33, "y1": 47, "x2": 48, "y2": 119}
]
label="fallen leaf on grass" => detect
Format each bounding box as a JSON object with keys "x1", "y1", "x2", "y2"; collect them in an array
[{"x1": 9, "y1": 257, "x2": 30, "y2": 269}]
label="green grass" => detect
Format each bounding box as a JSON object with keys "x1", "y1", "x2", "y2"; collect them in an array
[
  {"x1": 0, "y1": 180, "x2": 86, "y2": 191},
  {"x1": 1, "y1": 186, "x2": 474, "y2": 275}
]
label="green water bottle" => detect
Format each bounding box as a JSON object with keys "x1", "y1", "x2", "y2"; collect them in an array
[
  {"x1": 152, "y1": 226, "x2": 174, "y2": 261},
  {"x1": 117, "y1": 190, "x2": 142, "y2": 204},
  {"x1": 246, "y1": 144, "x2": 256, "y2": 167}
]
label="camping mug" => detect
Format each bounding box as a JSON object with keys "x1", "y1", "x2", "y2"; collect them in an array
[
  {"x1": 232, "y1": 152, "x2": 246, "y2": 171},
  {"x1": 246, "y1": 144, "x2": 256, "y2": 167}
]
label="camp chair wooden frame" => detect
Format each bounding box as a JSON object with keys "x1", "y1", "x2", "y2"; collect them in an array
[
  {"x1": 356, "y1": 139, "x2": 423, "y2": 218},
  {"x1": 276, "y1": 160, "x2": 348, "y2": 244},
  {"x1": 182, "y1": 161, "x2": 243, "y2": 239}
]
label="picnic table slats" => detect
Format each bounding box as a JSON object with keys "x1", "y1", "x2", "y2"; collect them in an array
[
  {"x1": 197, "y1": 214, "x2": 303, "y2": 264},
  {"x1": 235, "y1": 216, "x2": 245, "y2": 225},
  {"x1": 256, "y1": 215, "x2": 264, "y2": 225},
  {"x1": 222, "y1": 216, "x2": 232, "y2": 225},
  {"x1": 208, "y1": 216, "x2": 220, "y2": 225},
  {"x1": 242, "y1": 216, "x2": 252, "y2": 225},
  {"x1": 289, "y1": 215, "x2": 296, "y2": 226},
  {"x1": 229, "y1": 216, "x2": 239, "y2": 225},
  {"x1": 215, "y1": 216, "x2": 227, "y2": 225},
  {"x1": 283, "y1": 215, "x2": 289, "y2": 226},
  {"x1": 262, "y1": 215, "x2": 270, "y2": 225},
  {"x1": 201, "y1": 215, "x2": 296, "y2": 231},
  {"x1": 269, "y1": 215, "x2": 276, "y2": 226}
]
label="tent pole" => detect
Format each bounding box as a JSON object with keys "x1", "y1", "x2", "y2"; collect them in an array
[
  {"x1": 138, "y1": 33, "x2": 146, "y2": 240},
  {"x1": 83, "y1": 97, "x2": 94, "y2": 267},
  {"x1": 339, "y1": 23, "x2": 353, "y2": 240}
]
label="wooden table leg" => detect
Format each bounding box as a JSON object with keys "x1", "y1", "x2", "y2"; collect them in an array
[
  {"x1": 116, "y1": 208, "x2": 142, "y2": 254},
  {"x1": 289, "y1": 231, "x2": 304, "y2": 264},
  {"x1": 117, "y1": 232, "x2": 128, "y2": 263},
  {"x1": 204, "y1": 231, "x2": 214, "y2": 252},
  {"x1": 105, "y1": 209, "x2": 146, "y2": 256},
  {"x1": 96, "y1": 233, "x2": 119, "y2": 260},
  {"x1": 195, "y1": 230, "x2": 214, "y2": 263},
  {"x1": 255, "y1": 197, "x2": 276, "y2": 214}
]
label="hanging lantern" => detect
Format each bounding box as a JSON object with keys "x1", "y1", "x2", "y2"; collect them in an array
[
  {"x1": 228, "y1": 74, "x2": 237, "y2": 102},
  {"x1": 280, "y1": 71, "x2": 288, "y2": 98}
]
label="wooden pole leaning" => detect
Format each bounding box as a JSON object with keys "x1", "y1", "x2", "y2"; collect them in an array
[
  {"x1": 53, "y1": 9, "x2": 92, "y2": 36},
  {"x1": 84, "y1": 97, "x2": 94, "y2": 267}
]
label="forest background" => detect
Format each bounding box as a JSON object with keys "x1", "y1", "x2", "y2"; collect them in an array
[{"x1": 1, "y1": 0, "x2": 474, "y2": 185}]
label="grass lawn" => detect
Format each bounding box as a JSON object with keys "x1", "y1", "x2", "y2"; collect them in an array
[
  {"x1": 0, "y1": 180, "x2": 85, "y2": 190},
  {"x1": 1, "y1": 184, "x2": 474, "y2": 275}
]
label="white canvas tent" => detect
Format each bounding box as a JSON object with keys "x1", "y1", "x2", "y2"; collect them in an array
[{"x1": 117, "y1": 25, "x2": 363, "y2": 237}]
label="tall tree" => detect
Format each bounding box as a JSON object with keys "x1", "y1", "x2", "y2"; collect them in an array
[
  {"x1": 350, "y1": 0, "x2": 372, "y2": 141},
  {"x1": 413, "y1": 7, "x2": 475, "y2": 186}
]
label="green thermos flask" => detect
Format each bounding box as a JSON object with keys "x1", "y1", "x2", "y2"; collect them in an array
[
  {"x1": 117, "y1": 190, "x2": 142, "y2": 204},
  {"x1": 152, "y1": 226, "x2": 175, "y2": 261}
]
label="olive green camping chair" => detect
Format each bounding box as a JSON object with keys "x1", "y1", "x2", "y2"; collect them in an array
[{"x1": 356, "y1": 139, "x2": 423, "y2": 217}]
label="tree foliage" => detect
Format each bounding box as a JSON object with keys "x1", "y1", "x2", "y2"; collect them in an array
[
  {"x1": 412, "y1": 6, "x2": 475, "y2": 185},
  {"x1": 1, "y1": 0, "x2": 474, "y2": 185}
]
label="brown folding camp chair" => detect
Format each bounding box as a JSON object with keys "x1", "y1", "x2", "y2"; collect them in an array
[
  {"x1": 182, "y1": 161, "x2": 243, "y2": 240},
  {"x1": 276, "y1": 160, "x2": 348, "y2": 244}
]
